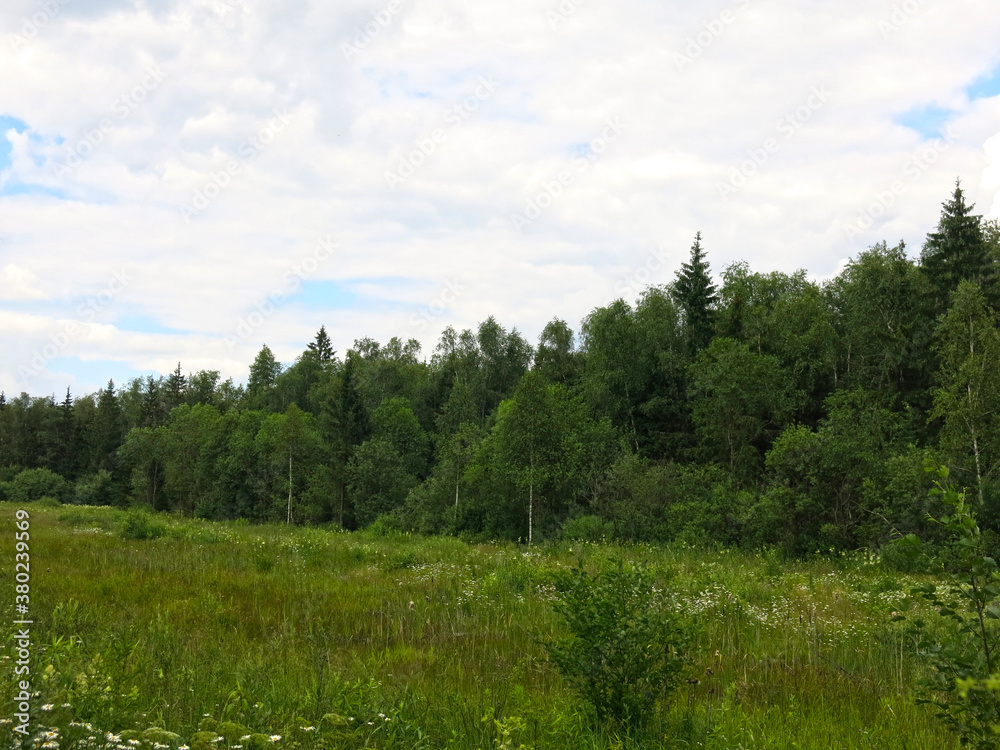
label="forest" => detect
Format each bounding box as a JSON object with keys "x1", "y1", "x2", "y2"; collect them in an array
[{"x1": 3, "y1": 180, "x2": 999, "y2": 556}]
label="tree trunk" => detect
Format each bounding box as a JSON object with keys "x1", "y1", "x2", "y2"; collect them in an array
[
  {"x1": 287, "y1": 451, "x2": 293, "y2": 524},
  {"x1": 529, "y1": 482, "x2": 533, "y2": 546}
]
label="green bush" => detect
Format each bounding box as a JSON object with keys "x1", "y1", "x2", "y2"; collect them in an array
[
  {"x1": 120, "y1": 509, "x2": 167, "y2": 540},
  {"x1": 73, "y1": 470, "x2": 116, "y2": 505},
  {"x1": 366, "y1": 512, "x2": 407, "y2": 538},
  {"x1": 544, "y1": 560, "x2": 695, "y2": 728},
  {"x1": 896, "y1": 464, "x2": 1000, "y2": 748},
  {"x1": 3, "y1": 467, "x2": 70, "y2": 504},
  {"x1": 561, "y1": 515, "x2": 614, "y2": 542}
]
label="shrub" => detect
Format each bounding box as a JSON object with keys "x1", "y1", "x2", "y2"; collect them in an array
[
  {"x1": 366, "y1": 512, "x2": 407, "y2": 538},
  {"x1": 544, "y1": 560, "x2": 694, "y2": 728},
  {"x1": 561, "y1": 515, "x2": 614, "y2": 543},
  {"x1": 3, "y1": 467, "x2": 70, "y2": 504},
  {"x1": 896, "y1": 464, "x2": 1000, "y2": 748},
  {"x1": 73, "y1": 470, "x2": 116, "y2": 505},
  {"x1": 120, "y1": 509, "x2": 167, "y2": 540}
]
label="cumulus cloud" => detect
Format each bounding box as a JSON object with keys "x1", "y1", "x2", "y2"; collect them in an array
[
  {"x1": 1, "y1": 0, "x2": 1000, "y2": 395},
  {"x1": 0, "y1": 263, "x2": 47, "y2": 300}
]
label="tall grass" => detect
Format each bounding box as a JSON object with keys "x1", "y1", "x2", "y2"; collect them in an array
[{"x1": 0, "y1": 503, "x2": 960, "y2": 749}]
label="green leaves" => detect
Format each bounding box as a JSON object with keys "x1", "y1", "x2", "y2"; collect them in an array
[
  {"x1": 544, "y1": 561, "x2": 694, "y2": 728},
  {"x1": 897, "y1": 463, "x2": 1000, "y2": 748}
]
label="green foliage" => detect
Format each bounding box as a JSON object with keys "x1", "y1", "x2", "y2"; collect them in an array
[
  {"x1": 119, "y1": 508, "x2": 167, "y2": 540},
  {"x1": 544, "y1": 560, "x2": 694, "y2": 728},
  {"x1": 931, "y1": 280, "x2": 1000, "y2": 516},
  {"x1": 921, "y1": 180, "x2": 998, "y2": 315},
  {"x1": 1, "y1": 467, "x2": 71, "y2": 504},
  {"x1": 896, "y1": 464, "x2": 1000, "y2": 747},
  {"x1": 72, "y1": 469, "x2": 116, "y2": 505},
  {"x1": 560, "y1": 515, "x2": 614, "y2": 542},
  {"x1": 689, "y1": 337, "x2": 798, "y2": 479},
  {"x1": 672, "y1": 231, "x2": 718, "y2": 354}
]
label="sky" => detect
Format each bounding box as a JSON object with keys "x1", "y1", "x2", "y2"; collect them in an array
[{"x1": 2, "y1": 0, "x2": 1000, "y2": 398}]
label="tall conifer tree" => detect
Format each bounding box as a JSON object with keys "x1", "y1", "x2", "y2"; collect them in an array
[
  {"x1": 673, "y1": 232, "x2": 718, "y2": 354},
  {"x1": 921, "y1": 179, "x2": 997, "y2": 314}
]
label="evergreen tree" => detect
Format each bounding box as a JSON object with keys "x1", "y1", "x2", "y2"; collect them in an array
[
  {"x1": 247, "y1": 345, "x2": 282, "y2": 410},
  {"x1": 90, "y1": 380, "x2": 123, "y2": 473},
  {"x1": 920, "y1": 179, "x2": 997, "y2": 314},
  {"x1": 672, "y1": 232, "x2": 718, "y2": 354},
  {"x1": 306, "y1": 325, "x2": 335, "y2": 363},
  {"x1": 165, "y1": 362, "x2": 186, "y2": 411},
  {"x1": 56, "y1": 387, "x2": 77, "y2": 478}
]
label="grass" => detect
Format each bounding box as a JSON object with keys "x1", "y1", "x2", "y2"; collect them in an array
[{"x1": 0, "y1": 502, "x2": 963, "y2": 749}]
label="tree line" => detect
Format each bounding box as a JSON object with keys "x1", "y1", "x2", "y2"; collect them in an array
[{"x1": 2, "y1": 179, "x2": 999, "y2": 553}]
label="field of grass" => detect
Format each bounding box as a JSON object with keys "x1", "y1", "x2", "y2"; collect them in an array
[{"x1": 0, "y1": 503, "x2": 962, "y2": 749}]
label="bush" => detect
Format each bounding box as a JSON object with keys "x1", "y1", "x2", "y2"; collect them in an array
[
  {"x1": 896, "y1": 464, "x2": 1000, "y2": 748},
  {"x1": 120, "y1": 509, "x2": 167, "y2": 540},
  {"x1": 3, "y1": 468, "x2": 70, "y2": 504},
  {"x1": 561, "y1": 515, "x2": 614, "y2": 542},
  {"x1": 73, "y1": 470, "x2": 116, "y2": 505},
  {"x1": 544, "y1": 560, "x2": 695, "y2": 728},
  {"x1": 366, "y1": 513, "x2": 407, "y2": 538}
]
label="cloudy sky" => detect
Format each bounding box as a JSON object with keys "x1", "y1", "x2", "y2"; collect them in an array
[{"x1": 2, "y1": 0, "x2": 1000, "y2": 398}]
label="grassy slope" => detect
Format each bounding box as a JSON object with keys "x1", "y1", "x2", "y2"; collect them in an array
[{"x1": 0, "y1": 503, "x2": 959, "y2": 750}]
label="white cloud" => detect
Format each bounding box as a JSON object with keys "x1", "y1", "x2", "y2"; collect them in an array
[
  {"x1": 0, "y1": 263, "x2": 47, "y2": 300},
  {"x1": 2, "y1": 0, "x2": 1000, "y2": 395}
]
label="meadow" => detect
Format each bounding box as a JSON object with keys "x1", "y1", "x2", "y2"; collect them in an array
[{"x1": 0, "y1": 503, "x2": 962, "y2": 750}]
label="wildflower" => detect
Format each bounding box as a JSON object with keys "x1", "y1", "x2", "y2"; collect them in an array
[
  {"x1": 61, "y1": 703, "x2": 71, "y2": 708},
  {"x1": 106, "y1": 735, "x2": 121, "y2": 743},
  {"x1": 300, "y1": 726, "x2": 315, "y2": 731},
  {"x1": 128, "y1": 741, "x2": 140, "y2": 747},
  {"x1": 41, "y1": 704, "x2": 54, "y2": 711},
  {"x1": 269, "y1": 736, "x2": 281, "y2": 742},
  {"x1": 241, "y1": 737, "x2": 251, "y2": 741}
]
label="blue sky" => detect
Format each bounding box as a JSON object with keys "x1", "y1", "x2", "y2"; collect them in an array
[{"x1": 1, "y1": 0, "x2": 1000, "y2": 397}]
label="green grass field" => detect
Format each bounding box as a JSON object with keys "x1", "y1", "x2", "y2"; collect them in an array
[{"x1": 0, "y1": 503, "x2": 961, "y2": 749}]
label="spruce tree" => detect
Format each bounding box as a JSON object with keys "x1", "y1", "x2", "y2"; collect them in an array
[
  {"x1": 672, "y1": 232, "x2": 718, "y2": 354},
  {"x1": 247, "y1": 345, "x2": 282, "y2": 410},
  {"x1": 165, "y1": 362, "x2": 186, "y2": 411},
  {"x1": 920, "y1": 179, "x2": 998, "y2": 314},
  {"x1": 306, "y1": 325, "x2": 335, "y2": 363}
]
